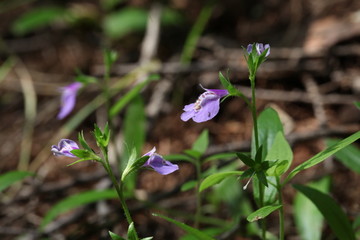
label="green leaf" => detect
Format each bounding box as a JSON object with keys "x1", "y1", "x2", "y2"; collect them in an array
[
  {"x1": 294, "y1": 177, "x2": 330, "y2": 240},
  {"x1": 184, "y1": 149, "x2": 201, "y2": 159},
  {"x1": 103, "y1": 7, "x2": 148, "y2": 39},
  {"x1": 286, "y1": 131, "x2": 360, "y2": 182},
  {"x1": 127, "y1": 222, "x2": 137, "y2": 240},
  {"x1": 70, "y1": 149, "x2": 92, "y2": 159},
  {"x1": 247, "y1": 205, "x2": 281, "y2": 222},
  {"x1": 218, "y1": 72, "x2": 244, "y2": 97},
  {"x1": 251, "y1": 108, "x2": 283, "y2": 159},
  {"x1": 109, "y1": 231, "x2": 126, "y2": 240},
  {"x1": 326, "y1": 139, "x2": 360, "y2": 174},
  {"x1": 153, "y1": 213, "x2": 216, "y2": 240},
  {"x1": 12, "y1": 7, "x2": 66, "y2": 35},
  {"x1": 122, "y1": 96, "x2": 146, "y2": 169},
  {"x1": 0, "y1": 171, "x2": 34, "y2": 192},
  {"x1": 78, "y1": 131, "x2": 93, "y2": 152},
  {"x1": 252, "y1": 108, "x2": 283, "y2": 205},
  {"x1": 181, "y1": 180, "x2": 197, "y2": 191},
  {"x1": 109, "y1": 76, "x2": 155, "y2": 118},
  {"x1": 236, "y1": 152, "x2": 255, "y2": 167},
  {"x1": 40, "y1": 189, "x2": 117, "y2": 230},
  {"x1": 354, "y1": 101, "x2": 360, "y2": 110},
  {"x1": 293, "y1": 184, "x2": 356, "y2": 240},
  {"x1": 266, "y1": 132, "x2": 293, "y2": 176},
  {"x1": 104, "y1": 49, "x2": 118, "y2": 71},
  {"x1": 255, "y1": 171, "x2": 268, "y2": 187},
  {"x1": 75, "y1": 72, "x2": 97, "y2": 84},
  {"x1": 200, "y1": 171, "x2": 243, "y2": 192},
  {"x1": 192, "y1": 129, "x2": 209, "y2": 156},
  {"x1": 122, "y1": 148, "x2": 149, "y2": 181},
  {"x1": 254, "y1": 146, "x2": 263, "y2": 164}
]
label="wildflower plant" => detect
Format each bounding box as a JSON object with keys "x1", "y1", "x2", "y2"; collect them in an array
[
  {"x1": 44, "y1": 43, "x2": 360, "y2": 240},
  {"x1": 177, "y1": 43, "x2": 360, "y2": 240}
]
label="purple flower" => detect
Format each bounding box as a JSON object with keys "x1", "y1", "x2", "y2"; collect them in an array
[
  {"x1": 51, "y1": 139, "x2": 79, "y2": 158},
  {"x1": 143, "y1": 147, "x2": 179, "y2": 175},
  {"x1": 181, "y1": 86, "x2": 229, "y2": 123},
  {"x1": 57, "y1": 82, "x2": 82, "y2": 120},
  {"x1": 247, "y1": 43, "x2": 270, "y2": 57}
]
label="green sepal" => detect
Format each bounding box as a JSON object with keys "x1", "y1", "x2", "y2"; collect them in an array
[
  {"x1": 78, "y1": 131, "x2": 93, "y2": 153},
  {"x1": 219, "y1": 71, "x2": 246, "y2": 99},
  {"x1": 74, "y1": 70, "x2": 98, "y2": 84},
  {"x1": 122, "y1": 148, "x2": 149, "y2": 182},
  {"x1": 103, "y1": 49, "x2": 118, "y2": 72},
  {"x1": 93, "y1": 123, "x2": 111, "y2": 149}
]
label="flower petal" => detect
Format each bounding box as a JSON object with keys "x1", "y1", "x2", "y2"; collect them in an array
[
  {"x1": 181, "y1": 109, "x2": 195, "y2": 122},
  {"x1": 192, "y1": 98, "x2": 220, "y2": 123},
  {"x1": 57, "y1": 82, "x2": 82, "y2": 120},
  {"x1": 146, "y1": 154, "x2": 179, "y2": 175}
]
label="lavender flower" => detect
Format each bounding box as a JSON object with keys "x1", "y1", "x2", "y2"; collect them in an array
[
  {"x1": 51, "y1": 139, "x2": 79, "y2": 158},
  {"x1": 143, "y1": 147, "x2": 179, "y2": 175},
  {"x1": 181, "y1": 86, "x2": 229, "y2": 123},
  {"x1": 57, "y1": 82, "x2": 82, "y2": 120},
  {"x1": 247, "y1": 43, "x2": 270, "y2": 57}
]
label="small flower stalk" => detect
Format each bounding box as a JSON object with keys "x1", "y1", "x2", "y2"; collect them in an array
[{"x1": 181, "y1": 86, "x2": 229, "y2": 123}]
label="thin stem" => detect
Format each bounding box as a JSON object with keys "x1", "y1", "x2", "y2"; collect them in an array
[
  {"x1": 194, "y1": 160, "x2": 202, "y2": 228},
  {"x1": 250, "y1": 74, "x2": 259, "y2": 150},
  {"x1": 250, "y1": 73, "x2": 266, "y2": 239},
  {"x1": 102, "y1": 150, "x2": 139, "y2": 240},
  {"x1": 276, "y1": 177, "x2": 285, "y2": 240}
]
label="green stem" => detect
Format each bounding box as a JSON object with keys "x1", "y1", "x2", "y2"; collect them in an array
[
  {"x1": 102, "y1": 150, "x2": 139, "y2": 240},
  {"x1": 250, "y1": 74, "x2": 259, "y2": 150},
  {"x1": 250, "y1": 73, "x2": 266, "y2": 239},
  {"x1": 276, "y1": 177, "x2": 285, "y2": 240},
  {"x1": 194, "y1": 160, "x2": 202, "y2": 228}
]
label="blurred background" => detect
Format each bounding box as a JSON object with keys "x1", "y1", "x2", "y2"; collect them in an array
[{"x1": 0, "y1": 0, "x2": 359, "y2": 239}]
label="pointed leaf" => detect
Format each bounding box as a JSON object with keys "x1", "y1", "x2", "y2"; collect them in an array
[
  {"x1": 153, "y1": 213, "x2": 216, "y2": 240},
  {"x1": 0, "y1": 171, "x2": 34, "y2": 192},
  {"x1": 326, "y1": 139, "x2": 360, "y2": 174},
  {"x1": 254, "y1": 146, "x2": 263, "y2": 164},
  {"x1": 192, "y1": 129, "x2": 209, "y2": 156},
  {"x1": 286, "y1": 131, "x2": 360, "y2": 182},
  {"x1": 266, "y1": 132, "x2": 293, "y2": 176},
  {"x1": 200, "y1": 171, "x2": 243, "y2": 192},
  {"x1": 293, "y1": 184, "x2": 355, "y2": 240},
  {"x1": 294, "y1": 177, "x2": 330, "y2": 240},
  {"x1": 236, "y1": 152, "x2": 255, "y2": 167},
  {"x1": 109, "y1": 231, "x2": 126, "y2": 240},
  {"x1": 256, "y1": 171, "x2": 268, "y2": 187},
  {"x1": 247, "y1": 205, "x2": 281, "y2": 222}
]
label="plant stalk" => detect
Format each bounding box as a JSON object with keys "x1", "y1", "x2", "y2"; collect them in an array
[
  {"x1": 276, "y1": 177, "x2": 285, "y2": 240},
  {"x1": 102, "y1": 149, "x2": 139, "y2": 240},
  {"x1": 250, "y1": 74, "x2": 266, "y2": 239},
  {"x1": 194, "y1": 160, "x2": 202, "y2": 228}
]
